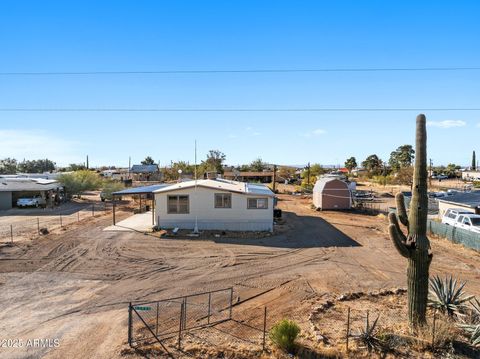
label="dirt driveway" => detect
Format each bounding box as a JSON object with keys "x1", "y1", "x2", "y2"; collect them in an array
[{"x1": 0, "y1": 194, "x2": 479, "y2": 358}]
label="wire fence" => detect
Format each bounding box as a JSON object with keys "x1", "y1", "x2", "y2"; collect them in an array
[
  {"x1": 128, "y1": 288, "x2": 269, "y2": 356},
  {"x1": 0, "y1": 203, "x2": 132, "y2": 243},
  {"x1": 311, "y1": 303, "x2": 446, "y2": 356}
]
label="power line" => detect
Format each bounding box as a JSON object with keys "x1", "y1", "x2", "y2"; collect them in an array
[
  {"x1": 1, "y1": 67, "x2": 480, "y2": 76},
  {"x1": 1, "y1": 108, "x2": 480, "y2": 112}
]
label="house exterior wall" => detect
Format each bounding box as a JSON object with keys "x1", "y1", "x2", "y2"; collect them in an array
[
  {"x1": 0, "y1": 192, "x2": 13, "y2": 210},
  {"x1": 313, "y1": 181, "x2": 351, "y2": 210},
  {"x1": 438, "y1": 201, "x2": 476, "y2": 218},
  {"x1": 155, "y1": 187, "x2": 273, "y2": 231}
]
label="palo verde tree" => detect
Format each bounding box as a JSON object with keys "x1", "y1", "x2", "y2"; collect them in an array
[
  {"x1": 203, "y1": 150, "x2": 226, "y2": 174},
  {"x1": 344, "y1": 157, "x2": 357, "y2": 173},
  {"x1": 388, "y1": 114, "x2": 433, "y2": 327}
]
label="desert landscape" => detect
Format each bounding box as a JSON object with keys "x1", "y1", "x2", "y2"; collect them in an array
[{"x1": 1, "y1": 191, "x2": 479, "y2": 358}]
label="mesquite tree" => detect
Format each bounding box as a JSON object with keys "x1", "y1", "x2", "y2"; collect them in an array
[{"x1": 388, "y1": 114, "x2": 433, "y2": 327}]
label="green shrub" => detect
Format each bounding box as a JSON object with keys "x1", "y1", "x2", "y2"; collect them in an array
[
  {"x1": 58, "y1": 170, "x2": 103, "y2": 197},
  {"x1": 269, "y1": 319, "x2": 300, "y2": 353},
  {"x1": 101, "y1": 180, "x2": 125, "y2": 200}
]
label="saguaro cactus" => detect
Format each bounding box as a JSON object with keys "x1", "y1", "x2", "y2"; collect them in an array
[{"x1": 388, "y1": 114, "x2": 433, "y2": 326}]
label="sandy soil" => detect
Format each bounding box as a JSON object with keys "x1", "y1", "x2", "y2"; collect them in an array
[{"x1": 0, "y1": 194, "x2": 479, "y2": 358}]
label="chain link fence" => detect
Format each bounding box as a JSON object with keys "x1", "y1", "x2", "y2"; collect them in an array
[
  {"x1": 128, "y1": 288, "x2": 269, "y2": 356},
  {"x1": 428, "y1": 219, "x2": 480, "y2": 251},
  {"x1": 0, "y1": 203, "x2": 132, "y2": 243}
]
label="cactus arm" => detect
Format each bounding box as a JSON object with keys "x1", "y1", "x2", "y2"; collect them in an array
[
  {"x1": 395, "y1": 193, "x2": 409, "y2": 227},
  {"x1": 388, "y1": 224, "x2": 410, "y2": 258}
]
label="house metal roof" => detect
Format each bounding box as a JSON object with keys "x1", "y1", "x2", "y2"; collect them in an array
[
  {"x1": 112, "y1": 184, "x2": 170, "y2": 196},
  {"x1": 0, "y1": 178, "x2": 62, "y2": 192},
  {"x1": 437, "y1": 191, "x2": 480, "y2": 208},
  {"x1": 130, "y1": 164, "x2": 159, "y2": 173},
  {"x1": 152, "y1": 179, "x2": 275, "y2": 197}
]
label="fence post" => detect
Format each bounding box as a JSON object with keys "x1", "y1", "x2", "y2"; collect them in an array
[
  {"x1": 184, "y1": 297, "x2": 188, "y2": 330},
  {"x1": 229, "y1": 287, "x2": 233, "y2": 320},
  {"x1": 178, "y1": 300, "x2": 184, "y2": 350},
  {"x1": 262, "y1": 307, "x2": 267, "y2": 351},
  {"x1": 432, "y1": 309, "x2": 437, "y2": 350},
  {"x1": 10, "y1": 224, "x2": 13, "y2": 243},
  {"x1": 346, "y1": 307, "x2": 351, "y2": 352},
  {"x1": 207, "y1": 292, "x2": 211, "y2": 324},
  {"x1": 77, "y1": 211, "x2": 80, "y2": 222},
  {"x1": 37, "y1": 217, "x2": 40, "y2": 233},
  {"x1": 156, "y1": 302, "x2": 159, "y2": 337},
  {"x1": 128, "y1": 302, "x2": 133, "y2": 347},
  {"x1": 92, "y1": 204, "x2": 95, "y2": 216}
]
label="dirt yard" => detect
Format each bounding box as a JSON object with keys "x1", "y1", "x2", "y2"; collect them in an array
[{"x1": 0, "y1": 194, "x2": 479, "y2": 358}]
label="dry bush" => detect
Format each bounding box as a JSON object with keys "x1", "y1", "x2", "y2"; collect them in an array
[{"x1": 413, "y1": 315, "x2": 460, "y2": 351}]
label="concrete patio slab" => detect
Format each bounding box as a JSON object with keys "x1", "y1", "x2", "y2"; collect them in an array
[{"x1": 104, "y1": 211, "x2": 154, "y2": 232}]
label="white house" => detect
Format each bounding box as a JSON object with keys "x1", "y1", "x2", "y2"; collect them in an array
[
  {"x1": 153, "y1": 178, "x2": 275, "y2": 232},
  {"x1": 462, "y1": 171, "x2": 480, "y2": 181}
]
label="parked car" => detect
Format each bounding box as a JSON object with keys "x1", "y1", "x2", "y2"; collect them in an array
[
  {"x1": 454, "y1": 213, "x2": 480, "y2": 234},
  {"x1": 16, "y1": 195, "x2": 47, "y2": 208},
  {"x1": 441, "y1": 208, "x2": 473, "y2": 226}
]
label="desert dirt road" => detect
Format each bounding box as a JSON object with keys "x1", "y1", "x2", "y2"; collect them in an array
[{"x1": 0, "y1": 194, "x2": 479, "y2": 358}]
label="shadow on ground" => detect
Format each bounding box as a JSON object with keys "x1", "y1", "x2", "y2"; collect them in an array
[{"x1": 210, "y1": 211, "x2": 360, "y2": 249}]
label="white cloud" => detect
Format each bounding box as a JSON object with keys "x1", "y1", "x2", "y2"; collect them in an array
[
  {"x1": 302, "y1": 128, "x2": 327, "y2": 137},
  {"x1": 426, "y1": 120, "x2": 466, "y2": 128},
  {"x1": 0, "y1": 129, "x2": 84, "y2": 166}
]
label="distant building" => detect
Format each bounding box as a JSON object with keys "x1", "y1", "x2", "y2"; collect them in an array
[
  {"x1": 223, "y1": 171, "x2": 274, "y2": 183},
  {"x1": 0, "y1": 177, "x2": 62, "y2": 210},
  {"x1": 437, "y1": 191, "x2": 480, "y2": 217},
  {"x1": 462, "y1": 171, "x2": 480, "y2": 181},
  {"x1": 313, "y1": 178, "x2": 352, "y2": 210},
  {"x1": 130, "y1": 164, "x2": 162, "y2": 181}
]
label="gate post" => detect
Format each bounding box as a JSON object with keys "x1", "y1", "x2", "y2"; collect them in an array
[
  {"x1": 229, "y1": 287, "x2": 233, "y2": 320},
  {"x1": 178, "y1": 300, "x2": 184, "y2": 350},
  {"x1": 128, "y1": 302, "x2": 133, "y2": 347},
  {"x1": 207, "y1": 292, "x2": 212, "y2": 324},
  {"x1": 262, "y1": 307, "x2": 267, "y2": 351}
]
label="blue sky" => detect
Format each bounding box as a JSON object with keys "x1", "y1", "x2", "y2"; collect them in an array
[{"x1": 1, "y1": 1, "x2": 479, "y2": 167}]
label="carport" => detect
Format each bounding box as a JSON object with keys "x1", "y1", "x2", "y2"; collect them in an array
[
  {"x1": 0, "y1": 178, "x2": 63, "y2": 210},
  {"x1": 111, "y1": 184, "x2": 170, "y2": 225}
]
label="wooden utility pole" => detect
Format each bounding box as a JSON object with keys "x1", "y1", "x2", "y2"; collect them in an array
[
  {"x1": 272, "y1": 164, "x2": 277, "y2": 193},
  {"x1": 429, "y1": 158, "x2": 433, "y2": 187},
  {"x1": 307, "y1": 162, "x2": 311, "y2": 187}
]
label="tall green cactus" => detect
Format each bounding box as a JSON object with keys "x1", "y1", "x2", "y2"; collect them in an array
[{"x1": 388, "y1": 114, "x2": 433, "y2": 326}]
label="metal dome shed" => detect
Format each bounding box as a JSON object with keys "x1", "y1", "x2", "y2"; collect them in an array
[{"x1": 313, "y1": 178, "x2": 352, "y2": 210}]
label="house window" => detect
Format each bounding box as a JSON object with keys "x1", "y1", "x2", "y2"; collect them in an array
[
  {"x1": 215, "y1": 193, "x2": 232, "y2": 208},
  {"x1": 167, "y1": 195, "x2": 189, "y2": 214},
  {"x1": 248, "y1": 198, "x2": 268, "y2": 209}
]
